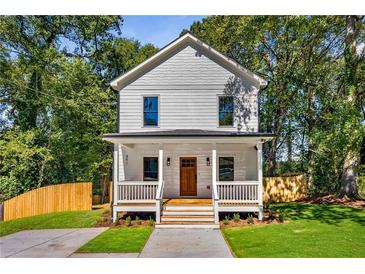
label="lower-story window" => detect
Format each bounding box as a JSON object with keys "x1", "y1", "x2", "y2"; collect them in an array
[
  {"x1": 143, "y1": 157, "x2": 158, "y2": 181},
  {"x1": 219, "y1": 157, "x2": 234, "y2": 181}
]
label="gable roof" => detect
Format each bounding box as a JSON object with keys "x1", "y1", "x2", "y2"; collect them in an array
[{"x1": 110, "y1": 32, "x2": 268, "y2": 91}]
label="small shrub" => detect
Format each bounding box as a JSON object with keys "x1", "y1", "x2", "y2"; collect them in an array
[
  {"x1": 135, "y1": 216, "x2": 141, "y2": 225},
  {"x1": 278, "y1": 210, "x2": 285, "y2": 223},
  {"x1": 126, "y1": 216, "x2": 132, "y2": 227},
  {"x1": 233, "y1": 213, "x2": 240, "y2": 223},
  {"x1": 148, "y1": 216, "x2": 155, "y2": 226},
  {"x1": 223, "y1": 215, "x2": 230, "y2": 225},
  {"x1": 247, "y1": 214, "x2": 254, "y2": 224},
  {"x1": 113, "y1": 217, "x2": 119, "y2": 225}
]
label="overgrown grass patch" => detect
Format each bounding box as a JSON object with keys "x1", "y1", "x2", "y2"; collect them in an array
[
  {"x1": 222, "y1": 203, "x2": 365, "y2": 258},
  {"x1": 77, "y1": 227, "x2": 153, "y2": 253},
  {"x1": 0, "y1": 209, "x2": 104, "y2": 237}
]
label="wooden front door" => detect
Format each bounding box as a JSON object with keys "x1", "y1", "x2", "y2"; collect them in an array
[{"x1": 180, "y1": 157, "x2": 197, "y2": 196}]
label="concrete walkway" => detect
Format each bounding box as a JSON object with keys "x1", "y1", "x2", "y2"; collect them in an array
[
  {"x1": 70, "y1": 252, "x2": 139, "y2": 258},
  {"x1": 0, "y1": 228, "x2": 108, "y2": 258},
  {"x1": 139, "y1": 228, "x2": 233, "y2": 258}
]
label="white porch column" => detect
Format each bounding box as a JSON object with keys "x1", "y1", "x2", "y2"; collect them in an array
[
  {"x1": 212, "y1": 144, "x2": 219, "y2": 224},
  {"x1": 112, "y1": 143, "x2": 119, "y2": 222},
  {"x1": 257, "y1": 142, "x2": 264, "y2": 220},
  {"x1": 158, "y1": 144, "x2": 164, "y2": 184},
  {"x1": 156, "y1": 144, "x2": 164, "y2": 224}
]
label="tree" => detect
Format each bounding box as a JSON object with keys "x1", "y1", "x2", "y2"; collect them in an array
[
  {"x1": 339, "y1": 16, "x2": 365, "y2": 198},
  {"x1": 186, "y1": 16, "x2": 364, "y2": 196},
  {"x1": 0, "y1": 16, "x2": 157, "y2": 201}
]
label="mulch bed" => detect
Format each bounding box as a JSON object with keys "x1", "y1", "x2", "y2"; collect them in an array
[
  {"x1": 95, "y1": 210, "x2": 155, "y2": 227},
  {"x1": 220, "y1": 218, "x2": 286, "y2": 228},
  {"x1": 220, "y1": 211, "x2": 287, "y2": 228},
  {"x1": 297, "y1": 195, "x2": 365, "y2": 209}
]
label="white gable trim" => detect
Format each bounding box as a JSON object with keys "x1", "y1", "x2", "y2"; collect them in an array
[{"x1": 110, "y1": 33, "x2": 268, "y2": 91}]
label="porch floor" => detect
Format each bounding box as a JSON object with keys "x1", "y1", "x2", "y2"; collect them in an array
[{"x1": 163, "y1": 199, "x2": 212, "y2": 206}]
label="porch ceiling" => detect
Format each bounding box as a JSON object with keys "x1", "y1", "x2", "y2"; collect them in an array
[{"x1": 102, "y1": 129, "x2": 274, "y2": 144}]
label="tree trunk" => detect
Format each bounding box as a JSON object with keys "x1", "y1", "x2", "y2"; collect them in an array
[
  {"x1": 340, "y1": 151, "x2": 359, "y2": 197},
  {"x1": 100, "y1": 166, "x2": 111, "y2": 204},
  {"x1": 267, "y1": 138, "x2": 277, "y2": 176},
  {"x1": 287, "y1": 120, "x2": 292, "y2": 163},
  {"x1": 339, "y1": 15, "x2": 363, "y2": 198}
]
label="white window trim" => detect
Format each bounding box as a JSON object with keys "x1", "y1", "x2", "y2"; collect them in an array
[
  {"x1": 141, "y1": 95, "x2": 160, "y2": 128},
  {"x1": 218, "y1": 156, "x2": 235, "y2": 181},
  {"x1": 142, "y1": 155, "x2": 159, "y2": 181},
  {"x1": 217, "y1": 95, "x2": 235, "y2": 128}
]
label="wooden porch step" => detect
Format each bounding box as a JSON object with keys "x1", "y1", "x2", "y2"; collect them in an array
[
  {"x1": 163, "y1": 199, "x2": 212, "y2": 206},
  {"x1": 161, "y1": 215, "x2": 214, "y2": 218},
  {"x1": 160, "y1": 221, "x2": 216, "y2": 225},
  {"x1": 161, "y1": 216, "x2": 214, "y2": 222},
  {"x1": 162, "y1": 210, "x2": 213, "y2": 216},
  {"x1": 156, "y1": 223, "x2": 219, "y2": 229},
  {"x1": 164, "y1": 205, "x2": 214, "y2": 211}
]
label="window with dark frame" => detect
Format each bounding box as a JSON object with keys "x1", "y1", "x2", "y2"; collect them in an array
[
  {"x1": 219, "y1": 157, "x2": 234, "y2": 181},
  {"x1": 143, "y1": 157, "x2": 158, "y2": 181},
  {"x1": 219, "y1": 96, "x2": 234, "y2": 126},
  {"x1": 143, "y1": 96, "x2": 158, "y2": 126}
]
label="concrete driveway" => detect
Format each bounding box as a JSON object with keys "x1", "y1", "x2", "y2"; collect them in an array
[
  {"x1": 139, "y1": 228, "x2": 233, "y2": 258},
  {"x1": 0, "y1": 228, "x2": 108, "y2": 258}
]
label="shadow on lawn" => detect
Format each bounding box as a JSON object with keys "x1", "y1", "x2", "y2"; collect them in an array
[{"x1": 272, "y1": 203, "x2": 365, "y2": 226}]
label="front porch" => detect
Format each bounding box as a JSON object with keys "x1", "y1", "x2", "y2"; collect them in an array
[{"x1": 108, "y1": 139, "x2": 265, "y2": 226}]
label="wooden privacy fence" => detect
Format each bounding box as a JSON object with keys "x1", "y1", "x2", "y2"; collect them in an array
[
  {"x1": 263, "y1": 174, "x2": 308, "y2": 203},
  {"x1": 3, "y1": 182, "x2": 92, "y2": 221}
]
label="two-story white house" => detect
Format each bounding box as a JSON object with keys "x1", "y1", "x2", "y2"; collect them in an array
[{"x1": 103, "y1": 33, "x2": 274, "y2": 228}]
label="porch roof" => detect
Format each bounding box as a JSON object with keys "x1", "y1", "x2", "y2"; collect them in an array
[{"x1": 102, "y1": 129, "x2": 275, "y2": 144}]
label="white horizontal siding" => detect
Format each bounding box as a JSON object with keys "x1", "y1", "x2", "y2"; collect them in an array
[
  {"x1": 119, "y1": 143, "x2": 258, "y2": 199},
  {"x1": 119, "y1": 45, "x2": 259, "y2": 132}
]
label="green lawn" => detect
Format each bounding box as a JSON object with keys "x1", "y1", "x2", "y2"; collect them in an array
[
  {"x1": 0, "y1": 209, "x2": 104, "y2": 237},
  {"x1": 223, "y1": 203, "x2": 365, "y2": 258},
  {"x1": 77, "y1": 227, "x2": 153, "y2": 253}
]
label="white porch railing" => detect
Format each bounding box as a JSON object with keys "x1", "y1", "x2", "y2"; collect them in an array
[
  {"x1": 216, "y1": 181, "x2": 259, "y2": 203},
  {"x1": 116, "y1": 181, "x2": 158, "y2": 203},
  {"x1": 155, "y1": 180, "x2": 165, "y2": 224},
  {"x1": 155, "y1": 180, "x2": 165, "y2": 200}
]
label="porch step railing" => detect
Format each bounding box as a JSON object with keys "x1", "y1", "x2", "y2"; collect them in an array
[
  {"x1": 216, "y1": 181, "x2": 259, "y2": 203},
  {"x1": 116, "y1": 181, "x2": 158, "y2": 203}
]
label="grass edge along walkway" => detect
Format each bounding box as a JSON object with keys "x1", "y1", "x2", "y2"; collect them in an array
[
  {"x1": 0, "y1": 209, "x2": 105, "y2": 237},
  {"x1": 76, "y1": 226, "x2": 154, "y2": 253},
  {"x1": 222, "y1": 203, "x2": 365, "y2": 258}
]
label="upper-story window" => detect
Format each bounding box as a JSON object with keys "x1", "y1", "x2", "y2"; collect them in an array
[
  {"x1": 143, "y1": 96, "x2": 158, "y2": 126},
  {"x1": 219, "y1": 96, "x2": 234, "y2": 126}
]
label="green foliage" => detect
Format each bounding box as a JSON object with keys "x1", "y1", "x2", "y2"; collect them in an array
[
  {"x1": 223, "y1": 203, "x2": 365, "y2": 258},
  {"x1": 0, "y1": 128, "x2": 53, "y2": 200},
  {"x1": 223, "y1": 215, "x2": 230, "y2": 225},
  {"x1": 0, "y1": 209, "x2": 104, "y2": 237},
  {"x1": 233, "y1": 213, "x2": 240, "y2": 223},
  {"x1": 125, "y1": 216, "x2": 132, "y2": 227},
  {"x1": 358, "y1": 176, "x2": 365, "y2": 198},
  {"x1": 278, "y1": 210, "x2": 285, "y2": 223},
  {"x1": 187, "y1": 16, "x2": 365, "y2": 196},
  {"x1": 77, "y1": 227, "x2": 154, "y2": 253},
  {"x1": 135, "y1": 216, "x2": 141, "y2": 225},
  {"x1": 148, "y1": 216, "x2": 154, "y2": 226},
  {"x1": 0, "y1": 16, "x2": 158, "y2": 200},
  {"x1": 247, "y1": 214, "x2": 254, "y2": 224}
]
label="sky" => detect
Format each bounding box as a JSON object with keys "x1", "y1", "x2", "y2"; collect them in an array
[{"x1": 122, "y1": 16, "x2": 206, "y2": 48}]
